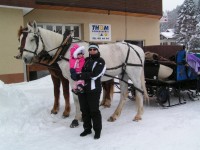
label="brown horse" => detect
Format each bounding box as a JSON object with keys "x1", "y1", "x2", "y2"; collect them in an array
[
  {"x1": 16, "y1": 26, "x2": 114, "y2": 127},
  {"x1": 48, "y1": 64, "x2": 70, "y2": 117}
]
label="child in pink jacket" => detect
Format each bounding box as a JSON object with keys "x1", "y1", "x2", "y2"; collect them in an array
[{"x1": 69, "y1": 44, "x2": 85, "y2": 94}]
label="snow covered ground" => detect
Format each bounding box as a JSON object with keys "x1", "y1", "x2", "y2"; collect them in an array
[{"x1": 1, "y1": 75, "x2": 200, "y2": 150}]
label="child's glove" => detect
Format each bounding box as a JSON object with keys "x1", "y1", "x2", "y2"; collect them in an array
[{"x1": 70, "y1": 68, "x2": 77, "y2": 81}]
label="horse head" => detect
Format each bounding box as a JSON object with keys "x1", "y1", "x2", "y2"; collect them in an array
[{"x1": 18, "y1": 21, "x2": 45, "y2": 64}]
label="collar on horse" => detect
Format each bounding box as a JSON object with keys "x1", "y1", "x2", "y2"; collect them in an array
[
  {"x1": 46, "y1": 34, "x2": 72, "y2": 65},
  {"x1": 36, "y1": 29, "x2": 72, "y2": 65}
]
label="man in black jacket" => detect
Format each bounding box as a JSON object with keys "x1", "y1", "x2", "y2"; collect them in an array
[{"x1": 77, "y1": 43, "x2": 106, "y2": 139}]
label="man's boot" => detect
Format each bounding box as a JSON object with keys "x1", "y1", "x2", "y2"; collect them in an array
[
  {"x1": 94, "y1": 130, "x2": 101, "y2": 139},
  {"x1": 80, "y1": 129, "x2": 92, "y2": 137}
]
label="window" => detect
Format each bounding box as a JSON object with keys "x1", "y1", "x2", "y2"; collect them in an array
[
  {"x1": 124, "y1": 40, "x2": 144, "y2": 48},
  {"x1": 74, "y1": 26, "x2": 80, "y2": 37},
  {"x1": 46, "y1": 25, "x2": 53, "y2": 31},
  {"x1": 37, "y1": 23, "x2": 82, "y2": 39},
  {"x1": 56, "y1": 25, "x2": 62, "y2": 34},
  {"x1": 170, "y1": 42, "x2": 176, "y2": 45}
]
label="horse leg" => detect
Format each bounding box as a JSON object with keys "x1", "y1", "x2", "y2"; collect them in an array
[
  {"x1": 141, "y1": 68, "x2": 149, "y2": 103},
  {"x1": 108, "y1": 75, "x2": 129, "y2": 122},
  {"x1": 127, "y1": 70, "x2": 145, "y2": 121},
  {"x1": 70, "y1": 94, "x2": 82, "y2": 128},
  {"x1": 50, "y1": 74, "x2": 61, "y2": 115},
  {"x1": 133, "y1": 90, "x2": 144, "y2": 121},
  {"x1": 100, "y1": 79, "x2": 114, "y2": 107},
  {"x1": 61, "y1": 76, "x2": 70, "y2": 118}
]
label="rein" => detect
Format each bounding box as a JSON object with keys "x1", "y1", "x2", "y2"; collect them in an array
[
  {"x1": 104, "y1": 74, "x2": 144, "y2": 94},
  {"x1": 34, "y1": 62, "x2": 61, "y2": 72}
]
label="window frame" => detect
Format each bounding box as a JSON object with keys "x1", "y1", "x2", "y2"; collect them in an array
[{"x1": 37, "y1": 23, "x2": 82, "y2": 39}]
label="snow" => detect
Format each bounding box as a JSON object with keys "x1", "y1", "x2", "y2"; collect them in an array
[
  {"x1": 1, "y1": 75, "x2": 200, "y2": 150},
  {"x1": 161, "y1": 29, "x2": 175, "y2": 39}
]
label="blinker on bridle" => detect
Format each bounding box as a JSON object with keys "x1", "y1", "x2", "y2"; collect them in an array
[{"x1": 19, "y1": 30, "x2": 44, "y2": 57}]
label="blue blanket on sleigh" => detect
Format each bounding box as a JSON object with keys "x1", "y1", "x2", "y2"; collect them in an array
[{"x1": 177, "y1": 50, "x2": 197, "y2": 81}]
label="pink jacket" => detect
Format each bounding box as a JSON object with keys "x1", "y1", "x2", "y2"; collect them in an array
[{"x1": 69, "y1": 44, "x2": 85, "y2": 73}]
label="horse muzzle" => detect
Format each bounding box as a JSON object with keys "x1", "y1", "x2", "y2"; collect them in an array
[{"x1": 22, "y1": 56, "x2": 33, "y2": 64}]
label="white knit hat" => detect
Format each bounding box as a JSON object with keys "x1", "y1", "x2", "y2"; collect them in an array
[
  {"x1": 88, "y1": 43, "x2": 99, "y2": 51},
  {"x1": 73, "y1": 46, "x2": 85, "y2": 58}
]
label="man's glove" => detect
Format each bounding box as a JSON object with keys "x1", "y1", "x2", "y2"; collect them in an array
[
  {"x1": 70, "y1": 68, "x2": 77, "y2": 81},
  {"x1": 76, "y1": 72, "x2": 93, "y2": 80}
]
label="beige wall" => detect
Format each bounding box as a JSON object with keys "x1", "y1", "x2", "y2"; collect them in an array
[
  {"x1": 24, "y1": 9, "x2": 160, "y2": 45},
  {"x1": 127, "y1": 17, "x2": 160, "y2": 45},
  {"x1": 0, "y1": 8, "x2": 24, "y2": 75}
]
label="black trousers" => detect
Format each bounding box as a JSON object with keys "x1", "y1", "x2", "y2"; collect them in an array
[{"x1": 78, "y1": 90, "x2": 102, "y2": 132}]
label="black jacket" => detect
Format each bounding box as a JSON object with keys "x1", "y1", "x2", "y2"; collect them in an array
[{"x1": 78, "y1": 52, "x2": 106, "y2": 92}]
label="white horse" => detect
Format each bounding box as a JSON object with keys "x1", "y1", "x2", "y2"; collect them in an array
[{"x1": 19, "y1": 21, "x2": 148, "y2": 123}]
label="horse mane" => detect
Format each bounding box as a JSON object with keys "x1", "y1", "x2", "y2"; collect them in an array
[
  {"x1": 18, "y1": 22, "x2": 33, "y2": 38},
  {"x1": 18, "y1": 26, "x2": 28, "y2": 38}
]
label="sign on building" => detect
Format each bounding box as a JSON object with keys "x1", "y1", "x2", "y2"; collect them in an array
[{"x1": 89, "y1": 24, "x2": 111, "y2": 41}]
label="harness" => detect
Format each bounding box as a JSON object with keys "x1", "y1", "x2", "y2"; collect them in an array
[
  {"x1": 19, "y1": 29, "x2": 144, "y2": 94},
  {"x1": 104, "y1": 42, "x2": 144, "y2": 94}
]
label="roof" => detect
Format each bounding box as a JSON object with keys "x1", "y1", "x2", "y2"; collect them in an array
[
  {"x1": 160, "y1": 29, "x2": 175, "y2": 39},
  {"x1": 36, "y1": 0, "x2": 162, "y2": 15},
  {"x1": 0, "y1": 0, "x2": 162, "y2": 18}
]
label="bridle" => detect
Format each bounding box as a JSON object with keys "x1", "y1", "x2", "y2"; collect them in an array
[
  {"x1": 19, "y1": 28, "x2": 68, "y2": 61},
  {"x1": 18, "y1": 29, "x2": 45, "y2": 57}
]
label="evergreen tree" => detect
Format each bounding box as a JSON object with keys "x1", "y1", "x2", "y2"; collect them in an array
[
  {"x1": 160, "y1": 7, "x2": 180, "y2": 32},
  {"x1": 188, "y1": 23, "x2": 200, "y2": 50},
  {"x1": 175, "y1": 0, "x2": 197, "y2": 48},
  {"x1": 196, "y1": 0, "x2": 200, "y2": 22}
]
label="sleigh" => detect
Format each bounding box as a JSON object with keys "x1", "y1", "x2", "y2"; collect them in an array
[{"x1": 143, "y1": 45, "x2": 199, "y2": 107}]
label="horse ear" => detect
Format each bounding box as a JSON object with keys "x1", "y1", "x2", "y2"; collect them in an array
[
  {"x1": 27, "y1": 23, "x2": 32, "y2": 30},
  {"x1": 32, "y1": 21, "x2": 38, "y2": 33}
]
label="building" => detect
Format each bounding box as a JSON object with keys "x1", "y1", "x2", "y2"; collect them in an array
[
  {"x1": 160, "y1": 29, "x2": 176, "y2": 45},
  {"x1": 0, "y1": 0, "x2": 162, "y2": 83}
]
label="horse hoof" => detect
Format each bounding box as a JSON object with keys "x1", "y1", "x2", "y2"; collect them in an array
[
  {"x1": 70, "y1": 119, "x2": 79, "y2": 128},
  {"x1": 107, "y1": 116, "x2": 116, "y2": 122},
  {"x1": 133, "y1": 116, "x2": 142, "y2": 122},
  {"x1": 100, "y1": 103, "x2": 111, "y2": 108},
  {"x1": 62, "y1": 114, "x2": 69, "y2": 118},
  {"x1": 62, "y1": 111, "x2": 70, "y2": 118},
  {"x1": 51, "y1": 110, "x2": 58, "y2": 115},
  {"x1": 102, "y1": 104, "x2": 111, "y2": 108}
]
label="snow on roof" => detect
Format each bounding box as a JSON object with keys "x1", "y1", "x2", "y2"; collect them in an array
[
  {"x1": 166, "y1": 29, "x2": 174, "y2": 32},
  {"x1": 161, "y1": 28, "x2": 175, "y2": 39}
]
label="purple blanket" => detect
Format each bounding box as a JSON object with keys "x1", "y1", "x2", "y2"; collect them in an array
[{"x1": 187, "y1": 53, "x2": 200, "y2": 73}]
